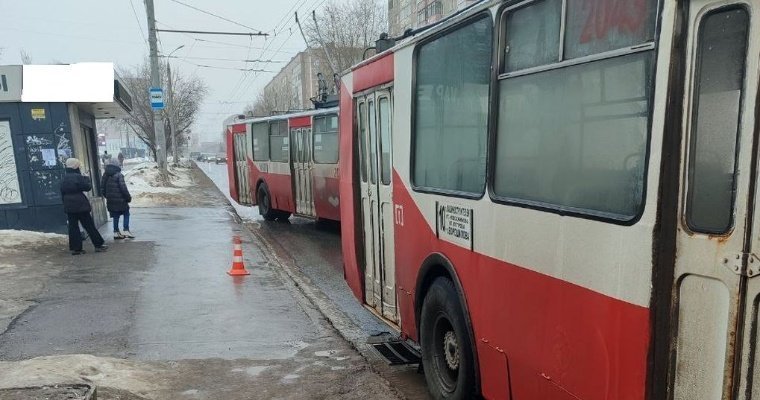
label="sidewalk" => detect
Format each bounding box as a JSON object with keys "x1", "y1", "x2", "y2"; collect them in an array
[
  {"x1": 197, "y1": 162, "x2": 431, "y2": 400},
  {"x1": 0, "y1": 165, "x2": 400, "y2": 400}
]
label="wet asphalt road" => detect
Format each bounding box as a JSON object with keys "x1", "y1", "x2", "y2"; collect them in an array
[
  {"x1": 197, "y1": 162, "x2": 431, "y2": 399},
  {"x1": 0, "y1": 165, "x2": 404, "y2": 399}
]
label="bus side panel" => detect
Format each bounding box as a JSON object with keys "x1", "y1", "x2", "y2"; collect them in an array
[
  {"x1": 392, "y1": 173, "x2": 650, "y2": 400},
  {"x1": 313, "y1": 164, "x2": 340, "y2": 221},
  {"x1": 226, "y1": 127, "x2": 238, "y2": 203},
  {"x1": 247, "y1": 158, "x2": 258, "y2": 206},
  {"x1": 267, "y1": 167, "x2": 295, "y2": 213},
  {"x1": 339, "y1": 76, "x2": 364, "y2": 301},
  {"x1": 249, "y1": 161, "x2": 295, "y2": 213}
]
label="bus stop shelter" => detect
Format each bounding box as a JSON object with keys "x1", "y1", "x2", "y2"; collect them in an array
[{"x1": 0, "y1": 63, "x2": 133, "y2": 233}]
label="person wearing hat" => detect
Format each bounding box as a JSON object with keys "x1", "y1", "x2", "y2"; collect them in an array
[
  {"x1": 101, "y1": 157, "x2": 134, "y2": 239},
  {"x1": 61, "y1": 158, "x2": 108, "y2": 255}
]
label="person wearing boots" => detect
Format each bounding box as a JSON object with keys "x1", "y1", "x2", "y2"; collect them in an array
[
  {"x1": 61, "y1": 158, "x2": 108, "y2": 255},
  {"x1": 101, "y1": 158, "x2": 134, "y2": 239}
]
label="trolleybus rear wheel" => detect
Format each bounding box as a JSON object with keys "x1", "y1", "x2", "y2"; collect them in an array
[
  {"x1": 420, "y1": 277, "x2": 477, "y2": 400},
  {"x1": 257, "y1": 184, "x2": 277, "y2": 221}
]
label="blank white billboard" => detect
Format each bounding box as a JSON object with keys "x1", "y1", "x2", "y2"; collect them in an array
[{"x1": 21, "y1": 63, "x2": 114, "y2": 103}]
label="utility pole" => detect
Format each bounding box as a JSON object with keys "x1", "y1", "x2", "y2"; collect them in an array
[
  {"x1": 167, "y1": 62, "x2": 177, "y2": 166},
  {"x1": 145, "y1": 0, "x2": 168, "y2": 174}
]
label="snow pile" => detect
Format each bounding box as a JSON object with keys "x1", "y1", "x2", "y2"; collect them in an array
[
  {"x1": 124, "y1": 162, "x2": 193, "y2": 195},
  {"x1": 123, "y1": 161, "x2": 197, "y2": 207},
  {"x1": 0, "y1": 230, "x2": 66, "y2": 249}
]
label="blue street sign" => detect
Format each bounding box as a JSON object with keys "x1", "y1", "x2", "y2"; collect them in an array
[{"x1": 149, "y1": 87, "x2": 164, "y2": 110}]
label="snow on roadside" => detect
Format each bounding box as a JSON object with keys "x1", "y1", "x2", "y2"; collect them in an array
[
  {"x1": 124, "y1": 161, "x2": 193, "y2": 195},
  {"x1": 123, "y1": 161, "x2": 197, "y2": 207},
  {"x1": 0, "y1": 230, "x2": 66, "y2": 249}
]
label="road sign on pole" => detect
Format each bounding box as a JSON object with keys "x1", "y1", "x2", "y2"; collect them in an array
[{"x1": 149, "y1": 87, "x2": 164, "y2": 110}]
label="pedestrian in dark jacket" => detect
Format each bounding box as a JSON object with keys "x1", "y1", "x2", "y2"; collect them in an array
[
  {"x1": 101, "y1": 158, "x2": 134, "y2": 240},
  {"x1": 61, "y1": 158, "x2": 108, "y2": 255}
]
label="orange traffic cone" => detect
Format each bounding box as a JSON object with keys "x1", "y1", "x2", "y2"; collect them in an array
[{"x1": 227, "y1": 236, "x2": 250, "y2": 276}]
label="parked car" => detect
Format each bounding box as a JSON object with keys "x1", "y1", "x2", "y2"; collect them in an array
[{"x1": 215, "y1": 154, "x2": 227, "y2": 164}]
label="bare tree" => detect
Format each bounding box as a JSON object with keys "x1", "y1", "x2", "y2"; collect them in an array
[
  {"x1": 19, "y1": 50, "x2": 32, "y2": 65},
  {"x1": 117, "y1": 60, "x2": 207, "y2": 163},
  {"x1": 246, "y1": 0, "x2": 387, "y2": 115},
  {"x1": 305, "y1": 0, "x2": 388, "y2": 74}
]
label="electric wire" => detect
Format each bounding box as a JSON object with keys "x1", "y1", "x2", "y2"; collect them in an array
[{"x1": 165, "y1": 0, "x2": 264, "y2": 33}]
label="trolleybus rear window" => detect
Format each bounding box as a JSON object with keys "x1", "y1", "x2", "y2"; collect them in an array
[{"x1": 412, "y1": 14, "x2": 492, "y2": 195}]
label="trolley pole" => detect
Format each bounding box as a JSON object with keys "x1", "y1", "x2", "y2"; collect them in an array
[{"x1": 145, "y1": 0, "x2": 168, "y2": 174}]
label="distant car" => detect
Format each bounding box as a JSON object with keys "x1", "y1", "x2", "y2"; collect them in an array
[
  {"x1": 215, "y1": 154, "x2": 227, "y2": 164},
  {"x1": 190, "y1": 152, "x2": 201, "y2": 161}
]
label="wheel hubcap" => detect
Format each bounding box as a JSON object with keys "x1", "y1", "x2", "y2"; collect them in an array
[
  {"x1": 443, "y1": 330, "x2": 459, "y2": 370},
  {"x1": 431, "y1": 314, "x2": 459, "y2": 392}
]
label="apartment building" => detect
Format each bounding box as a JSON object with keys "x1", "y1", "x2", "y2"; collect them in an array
[{"x1": 388, "y1": 0, "x2": 482, "y2": 37}]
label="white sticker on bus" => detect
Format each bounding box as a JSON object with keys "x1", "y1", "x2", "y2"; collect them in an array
[{"x1": 436, "y1": 201, "x2": 473, "y2": 250}]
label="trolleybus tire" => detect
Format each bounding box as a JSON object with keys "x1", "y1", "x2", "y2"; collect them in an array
[
  {"x1": 420, "y1": 277, "x2": 477, "y2": 400},
  {"x1": 257, "y1": 184, "x2": 278, "y2": 221}
]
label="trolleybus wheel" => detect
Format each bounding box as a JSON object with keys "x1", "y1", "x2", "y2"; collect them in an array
[
  {"x1": 420, "y1": 277, "x2": 477, "y2": 400},
  {"x1": 257, "y1": 184, "x2": 277, "y2": 221}
]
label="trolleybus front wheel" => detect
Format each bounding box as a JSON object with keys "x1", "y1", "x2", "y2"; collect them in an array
[{"x1": 420, "y1": 277, "x2": 477, "y2": 400}]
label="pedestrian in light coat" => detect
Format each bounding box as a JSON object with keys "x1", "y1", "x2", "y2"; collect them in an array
[
  {"x1": 61, "y1": 158, "x2": 108, "y2": 255},
  {"x1": 101, "y1": 158, "x2": 134, "y2": 240}
]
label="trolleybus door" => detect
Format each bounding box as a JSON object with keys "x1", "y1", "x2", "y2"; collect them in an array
[
  {"x1": 357, "y1": 90, "x2": 397, "y2": 322},
  {"x1": 235, "y1": 133, "x2": 250, "y2": 204},
  {"x1": 672, "y1": 2, "x2": 759, "y2": 399},
  {"x1": 291, "y1": 127, "x2": 316, "y2": 217}
]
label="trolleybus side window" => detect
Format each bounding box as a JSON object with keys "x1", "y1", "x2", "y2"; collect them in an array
[
  {"x1": 493, "y1": 0, "x2": 657, "y2": 220},
  {"x1": 503, "y1": 0, "x2": 561, "y2": 71},
  {"x1": 564, "y1": 0, "x2": 657, "y2": 60},
  {"x1": 313, "y1": 114, "x2": 339, "y2": 164},
  {"x1": 412, "y1": 14, "x2": 492, "y2": 195},
  {"x1": 269, "y1": 120, "x2": 289, "y2": 162},
  {"x1": 252, "y1": 122, "x2": 269, "y2": 161},
  {"x1": 685, "y1": 7, "x2": 749, "y2": 234}
]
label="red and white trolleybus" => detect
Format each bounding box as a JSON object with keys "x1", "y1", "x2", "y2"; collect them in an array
[
  {"x1": 226, "y1": 107, "x2": 341, "y2": 221},
  {"x1": 339, "y1": 0, "x2": 760, "y2": 398}
]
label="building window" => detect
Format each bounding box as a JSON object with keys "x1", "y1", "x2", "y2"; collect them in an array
[
  {"x1": 413, "y1": 14, "x2": 492, "y2": 195},
  {"x1": 0, "y1": 120, "x2": 22, "y2": 205}
]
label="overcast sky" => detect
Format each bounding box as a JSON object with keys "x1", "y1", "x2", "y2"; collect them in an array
[{"x1": 1, "y1": 0, "x2": 322, "y2": 141}]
